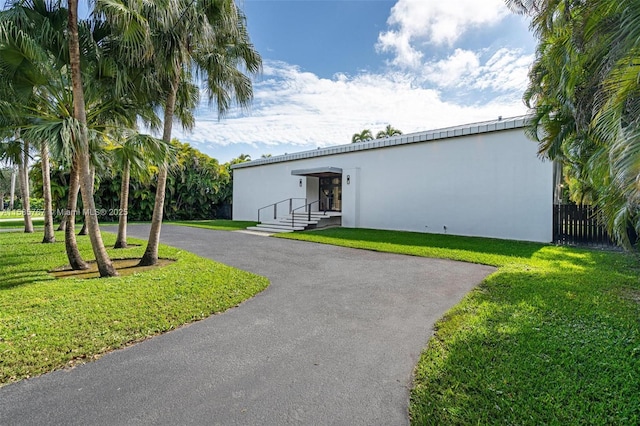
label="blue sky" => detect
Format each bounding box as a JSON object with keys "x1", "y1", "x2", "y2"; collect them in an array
[{"x1": 173, "y1": 0, "x2": 538, "y2": 163}]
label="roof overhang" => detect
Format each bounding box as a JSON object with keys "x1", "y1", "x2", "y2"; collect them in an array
[{"x1": 291, "y1": 167, "x2": 342, "y2": 178}]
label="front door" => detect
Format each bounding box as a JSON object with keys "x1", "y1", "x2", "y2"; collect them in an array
[{"x1": 319, "y1": 176, "x2": 342, "y2": 211}]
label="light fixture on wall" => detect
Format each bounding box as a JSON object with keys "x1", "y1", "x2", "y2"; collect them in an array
[
  {"x1": 346, "y1": 175, "x2": 350, "y2": 185},
  {"x1": 299, "y1": 178, "x2": 303, "y2": 187}
]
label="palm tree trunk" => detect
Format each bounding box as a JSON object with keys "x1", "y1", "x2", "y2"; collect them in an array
[
  {"x1": 40, "y1": 142, "x2": 55, "y2": 243},
  {"x1": 68, "y1": 0, "x2": 117, "y2": 277},
  {"x1": 78, "y1": 219, "x2": 87, "y2": 235},
  {"x1": 139, "y1": 72, "x2": 180, "y2": 266},
  {"x1": 9, "y1": 166, "x2": 16, "y2": 210},
  {"x1": 65, "y1": 157, "x2": 88, "y2": 270},
  {"x1": 77, "y1": 166, "x2": 94, "y2": 236},
  {"x1": 19, "y1": 140, "x2": 33, "y2": 233},
  {"x1": 57, "y1": 218, "x2": 67, "y2": 231},
  {"x1": 114, "y1": 159, "x2": 130, "y2": 249}
]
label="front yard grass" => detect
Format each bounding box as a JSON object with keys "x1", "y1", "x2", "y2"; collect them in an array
[
  {"x1": 0, "y1": 230, "x2": 269, "y2": 386},
  {"x1": 0, "y1": 217, "x2": 44, "y2": 229},
  {"x1": 279, "y1": 228, "x2": 640, "y2": 425}
]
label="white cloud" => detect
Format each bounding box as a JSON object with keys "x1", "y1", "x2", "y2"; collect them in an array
[
  {"x1": 421, "y1": 48, "x2": 533, "y2": 93},
  {"x1": 377, "y1": 0, "x2": 512, "y2": 68},
  {"x1": 173, "y1": 60, "x2": 528, "y2": 162},
  {"x1": 422, "y1": 49, "x2": 481, "y2": 88},
  {"x1": 473, "y1": 48, "x2": 533, "y2": 92}
]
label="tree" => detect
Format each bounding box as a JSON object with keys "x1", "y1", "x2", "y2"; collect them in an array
[
  {"x1": 505, "y1": 0, "x2": 640, "y2": 248},
  {"x1": 0, "y1": 1, "x2": 74, "y2": 240},
  {"x1": 376, "y1": 124, "x2": 402, "y2": 139},
  {"x1": 0, "y1": 1, "x2": 79, "y2": 242},
  {"x1": 68, "y1": 0, "x2": 118, "y2": 276},
  {"x1": 352, "y1": 129, "x2": 373, "y2": 143},
  {"x1": 0, "y1": 138, "x2": 32, "y2": 232},
  {"x1": 110, "y1": 132, "x2": 170, "y2": 248},
  {"x1": 233, "y1": 153, "x2": 251, "y2": 163},
  {"x1": 0, "y1": 166, "x2": 11, "y2": 209},
  {"x1": 98, "y1": 0, "x2": 261, "y2": 266}
]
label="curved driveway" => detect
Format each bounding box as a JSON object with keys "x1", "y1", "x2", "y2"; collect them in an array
[{"x1": 0, "y1": 225, "x2": 494, "y2": 425}]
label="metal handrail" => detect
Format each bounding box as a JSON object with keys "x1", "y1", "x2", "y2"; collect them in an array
[
  {"x1": 257, "y1": 198, "x2": 307, "y2": 222},
  {"x1": 291, "y1": 199, "x2": 326, "y2": 228}
]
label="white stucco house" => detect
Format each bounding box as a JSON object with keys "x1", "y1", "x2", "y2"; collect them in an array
[{"x1": 232, "y1": 115, "x2": 554, "y2": 243}]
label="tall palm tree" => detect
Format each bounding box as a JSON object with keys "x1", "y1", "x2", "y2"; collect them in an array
[
  {"x1": 376, "y1": 124, "x2": 402, "y2": 139},
  {"x1": 0, "y1": 1, "x2": 71, "y2": 241},
  {"x1": 7, "y1": 1, "x2": 162, "y2": 265},
  {"x1": 352, "y1": 129, "x2": 373, "y2": 143},
  {"x1": 68, "y1": 0, "x2": 118, "y2": 277},
  {"x1": 99, "y1": 0, "x2": 262, "y2": 266}
]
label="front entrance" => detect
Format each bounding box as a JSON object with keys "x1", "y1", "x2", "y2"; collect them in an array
[{"x1": 319, "y1": 176, "x2": 342, "y2": 211}]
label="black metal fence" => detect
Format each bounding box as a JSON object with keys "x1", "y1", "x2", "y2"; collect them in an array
[{"x1": 553, "y1": 204, "x2": 617, "y2": 248}]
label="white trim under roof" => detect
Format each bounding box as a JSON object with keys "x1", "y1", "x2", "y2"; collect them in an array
[{"x1": 231, "y1": 115, "x2": 530, "y2": 170}]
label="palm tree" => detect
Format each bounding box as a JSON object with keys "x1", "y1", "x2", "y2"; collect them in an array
[
  {"x1": 376, "y1": 124, "x2": 402, "y2": 139},
  {"x1": 68, "y1": 0, "x2": 118, "y2": 276},
  {"x1": 352, "y1": 129, "x2": 373, "y2": 143},
  {"x1": 0, "y1": 1, "x2": 75, "y2": 240},
  {"x1": 505, "y1": 0, "x2": 640, "y2": 248},
  {"x1": 0, "y1": 137, "x2": 33, "y2": 233},
  {"x1": 98, "y1": 0, "x2": 261, "y2": 266},
  {"x1": 5, "y1": 1, "x2": 163, "y2": 265},
  {"x1": 234, "y1": 153, "x2": 251, "y2": 163},
  {"x1": 110, "y1": 132, "x2": 171, "y2": 248},
  {"x1": 64, "y1": 154, "x2": 89, "y2": 269}
]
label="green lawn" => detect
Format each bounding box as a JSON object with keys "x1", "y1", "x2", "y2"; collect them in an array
[
  {"x1": 278, "y1": 228, "x2": 640, "y2": 425},
  {"x1": 0, "y1": 211, "x2": 44, "y2": 229},
  {"x1": 0, "y1": 230, "x2": 269, "y2": 386},
  {"x1": 167, "y1": 219, "x2": 257, "y2": 231}
]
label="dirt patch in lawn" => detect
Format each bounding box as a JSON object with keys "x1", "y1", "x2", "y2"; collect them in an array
[{"x1": 49, "y1": 258, "x2": 176, "y2": 279}]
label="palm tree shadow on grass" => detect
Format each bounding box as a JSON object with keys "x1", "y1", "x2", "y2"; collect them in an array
[{"x1": 0, "y1": 270, "x2": 55, "y2": 290}]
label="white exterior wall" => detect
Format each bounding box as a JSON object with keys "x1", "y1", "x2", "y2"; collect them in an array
[
  {"x1": 233, "y1": 127, "x2": 553, "y2": 242},
  {"x1": 232, "y1": 162, "x2": 308, "y2": 222}
]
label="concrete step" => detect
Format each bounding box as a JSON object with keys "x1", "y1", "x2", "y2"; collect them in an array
[
  {"x1": 248, "y1": 209, "x2": 342, "y2": 234},
  {"x1": 245, "y1": 226, "x2": 293, "y2": 234},
  {"x1": 278, "y1": 218, "x2": 320, "y2": 226},
  {"x1": 255, "y1": 222, "x2": 306, "y2": 231}
]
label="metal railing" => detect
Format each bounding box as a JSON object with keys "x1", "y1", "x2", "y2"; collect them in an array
[
  {"x1": 291, "y1": 199, "x2": 326, "y2": 228},
  {"x1": 257, "y1": 198, "x2": 307, "y2": 223}
]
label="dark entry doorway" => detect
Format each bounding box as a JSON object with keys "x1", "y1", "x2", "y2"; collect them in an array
[{"x1": 319, "y1": 176, "x2": 341, "y2": 211}]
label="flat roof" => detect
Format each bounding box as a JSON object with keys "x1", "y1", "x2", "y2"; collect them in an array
[
  {"x1": 232, "y1": 115, "x2": 529, "y2": 170},
  {"x1": 291, "y1": 167, "x2": 342, "y2": 177}
]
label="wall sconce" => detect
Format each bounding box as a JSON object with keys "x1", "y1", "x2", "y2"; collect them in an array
[
  {"x1": 299, "y1": 178, "x2": 303, "y2": 187},
  {"x1": 346, "y1": 175, "x2": 351, "y2": 185}
]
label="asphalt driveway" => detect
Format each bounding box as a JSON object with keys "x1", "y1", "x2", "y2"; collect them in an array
[{"x1": 0, "y1": 225, "x2": 495, "y2": 425}]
